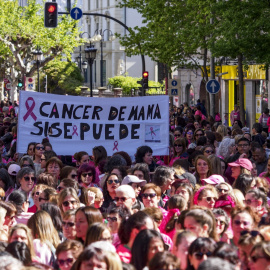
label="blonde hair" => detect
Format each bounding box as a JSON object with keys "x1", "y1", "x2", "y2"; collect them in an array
[
  {"x1": 0, "y1": 206, "x2": 6, "y2": 226},
  {"x1": 8, "y1": 224, "x2": 35, "y2": 258},
  {"x1": 216, "y1": 125, "x2": 228, "y2": 139},
  {"x1": 27, "y1": 210, "x2": 60, "y2": 248},
  {"x1": 231, "y1": 189, "x2": 245, "y2": 208},
  {"x1": 31, "y1": 184, "x2": 48, "y2": 197}
]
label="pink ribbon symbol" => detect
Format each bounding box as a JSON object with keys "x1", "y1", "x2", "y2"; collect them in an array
[
  {"x1": 150, "y1": 127, "x2": 156, "y2": 136},
  {"x1": 23, "y1": 97, "x2": 37, "y2": 121},
  {"x1": 113, "y1": 141, "x2": 119, "y2": 151},
  {"x1": 72, "y1": 125, "x2": 78, "y2": 136}
]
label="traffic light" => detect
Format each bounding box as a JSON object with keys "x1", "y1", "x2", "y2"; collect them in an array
[
  {"x1": 44, "y1": 2, "x2": 58, "y2": 28},
  {"x1": 17, "y1": 79, "x2": 23, "y2": 90},
  {"x1": 142, "y1": 71, "x2": 149, "y2": 89}
]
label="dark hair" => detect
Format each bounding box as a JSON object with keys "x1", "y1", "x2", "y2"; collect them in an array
[
  {"x1": 104, "y1": 155, "x2": 127, "y2": 173},
  {"x1": 43, "y1": 150, "x2": 57, "y2": 161},
  {"x1": 131, "y1": 229, "x2": 164, "y2": 270},
  {"x1": 135, "y1": 146, "x2": 153, "y2": 163},
  {"x1": 109, "y1": 166, "x2": 128, "y2": 179},
  {"x1": 8, "y1": 190, "x2": 28, "y2": 215},
  {"x1": 113, "y1": 151, "x2": 132, "y2": 167},
  {"x1": 103, "y1": 173, "x2": 122, "y2": 201},
  {"x1": 16, "y1": 167, "x2": 35, "y2": 186},
  {"x1": 73, "y1": 151, "x2": 89, "y2": 163},
  {"x1": 92, "y1": 146, "x2": 107, "y2": 167},
  {"x1": 212, "y1": 208, "x2": 229, "y2": 236},
  {"x1": 0, "y1": 168, "x2": 14, "y2": 191},
  {"x1": 59, "y1": 166, "x2": 76, "y2": 180},
  {"x1": 71, "y1": 246, "x2": 106, "y2": 270},
  {"x1": 59, "y1": 178, "x2": 79, "y2": 193},
  {"x1": 197, "y1": 257, "x2": 234, "y2": 270},
  {"x1": 152, "y1": 166, "x2": 174, "y2": 187},
  {"x1": 109, "y1": 206, "x2": 131, "y2": 221},
  {"x1": 237, "y1": 137, "x2": 250, "y2": 145},
  {"x1": 27, "y1": 142, "x2": 36, "y2": 154},
  {"x1": 246, "y1": 188, "x2": 267, "y2": 208},
  {"x1": 187, "y1": 237, "x2": 217, "y2": 270},
  {"x1": 131, "y1": 163, "x2": 150, "y2": 182},
  {"x1": 118, "y1": 211, "x2": 153, "y2": 244},
  {"x1": 252, "y1": 123, "x2": 263, "y2": 134},
  {"x1": 212, "y1": 242, "x2": 240, "y2": 265},
  {"x1": 197, "y1": 136, "x2": 207, "y2": 146},
  {"x1": 5, "y1": 241, "x2": 32, "y2": 266},
  {"x1": 148, "y1": 251, "x2": 180, "y2": 270},
  {"x1": 40, "y1": 203, "x2": 63, "y2": 232},
  {"x1": 77, "y1": 163, "x2": 97, "y2": 184},
  {"x1": 232, "y1": 174, "x2": 254, "y2": 196}
]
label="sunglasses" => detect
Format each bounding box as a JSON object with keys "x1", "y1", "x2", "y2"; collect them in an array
[
  {"x1": 243, "y1": 199, "x2": 258, "y2": 205},
  {"x1": 141, "y1": 193, "x2": 157, "y2": 199},
  {"x1": 174, "y1": 144, "x2": 183, "y2": 147},
  {"x1": 240, "y1": 230, "x2": 261, "y2": 237},
  {"x1": 204, "y1": 150, "x2": 213, "y2": 154},
  {"x1": 34, "y1": 191, "x2": 40, "y2": 196},
  {"x1": 217, "y1": 188, "x2": 229, "y2": 193},
  {"x1": 195, "y1": 133, "x2": 204, "y2": 137},
  {"x1": 187, "y1": 132, "x2": 193, "y2": 135},
  {"x1": 36, "y1": 146, "x2": 44, "y2": 150},
  {"x1": 203, "y1": 196, "x2": 216, "y2": 202},
  {"x1": 250, "y1": 255, "x2": 267, "y2": 263},
  {"x1": 62, "y1": 221, "x2": 75, "y2": 227},
  {"x1": 39, "y1": 197, "x2": 48, "y2": 202},
  {"x1": 107, "y1": 179, "x2": 120, "y2": 185},
  {"x1": 71, "y1": 174, "x2": 78, "y2": 179},
  {"x1": 174, "y1": 134, "x2": 181, "y2": 137},
  {"x1": 233, "y1": 220, "x2": 250, "y2": 226},
  {"x1": 194, "y1": 251, "x2": 212, "y2": 260},
  {"x1": 62, "y1": 200, "x2": 78, "y2": 207},
  {"x1": 57, "y1": 186, "x2": 64, "y2": 192},
  {"x1": 82, "y1": 172, "x2": 93, "y2": 177},
  {"x1": 107, "y1": 217, "x2": 118, "y2": 222},
  {"x1": 57, "y1": 258, "x2": 74, "y2": 266},
  {"x1": 115, "y1": 197, "x2": 128, "y2": 202},
  {"x1": 215, "y1": 219, "x2": 226, "y2": 226},
  {"x1": 21, "y1": 164, "x2": 31, "y2": 168},
  {"x1": 24, "y1": 176, "x2": 36, "y2": 182}
]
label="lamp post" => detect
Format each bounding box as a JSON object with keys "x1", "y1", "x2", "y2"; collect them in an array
[
  {"x1": 92, "y1": 29, "x2": 116, "y2": 87},
  {"x1": 84, "y1": 44, "x2": 97, "y2": 97},
  {"x1": 33, "y1": 47, "x2": 43, "y2": 92}
]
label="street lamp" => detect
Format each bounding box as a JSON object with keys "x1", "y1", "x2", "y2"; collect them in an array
[
  {"x1": 92, "y1": 29, "x2": 116, "y2": 87},
  {"x1": 33, "y1": 47, "x2": 43, "y2": 92},
  {"x1": 84, "y1": 44, "x2": 97, "y2": 97}
]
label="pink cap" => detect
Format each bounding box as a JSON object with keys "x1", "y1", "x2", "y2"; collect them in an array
[
  {"x1": 202, "y1": 175, "x2": 225, "y2": 185},
  {"x1": 228, "y1": 158, "x2": 253, "y2": 171}
]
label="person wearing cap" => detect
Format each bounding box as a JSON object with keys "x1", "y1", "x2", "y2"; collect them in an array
[
  {"x1": 122, "y1": 175, "x2": 146, "y2": 210},
  {"x1": 201, "y1": 175, "x2": 225, "y2": 186},
  {"x1": 228, "y1": 158, "x2": 253, "y2": 180}
]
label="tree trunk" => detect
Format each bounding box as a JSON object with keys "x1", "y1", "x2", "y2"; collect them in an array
[
  {"x1": 238, "y1": 54, "x2": 245, "y2": 126},
  {"x1": 203, "y1": 48, "x2": 210, "y2": 116}
]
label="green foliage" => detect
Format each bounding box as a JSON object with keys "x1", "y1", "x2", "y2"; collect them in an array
[
  {"x1": 43, "y1": 59, "x2": 84, "y2": 95},
  {"x1": 0, "y1": 0, "x2": 83, "y2": 96},
  {"x1": 108, "y1": 75, "x2": 164, "y2": 94}
]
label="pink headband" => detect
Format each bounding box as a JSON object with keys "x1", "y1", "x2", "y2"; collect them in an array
[
  {"x1": 214, "y1": 195, "x2": 236, "y2": 209},
  {"x1": 193, "y1": 186, "x2": 207, "y2": 205}
]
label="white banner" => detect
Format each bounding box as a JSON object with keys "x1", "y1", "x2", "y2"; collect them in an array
[{"x1": 17, "y1": 91, "x2": 169, "y2": 156}]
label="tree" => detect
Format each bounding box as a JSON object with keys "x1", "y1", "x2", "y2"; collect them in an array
[
  {"x1": 117, "y1": 0, "x2": 217, "y2": 113},
  {"x1": 210, "y1": 0, "x2": 270, "y2": 125},
  {"x1": 42, "y1": 59, "x2": 84, "y2": 95},
  {"x1": 0, "y1": 0, "x2": 83, "y2": 100}
]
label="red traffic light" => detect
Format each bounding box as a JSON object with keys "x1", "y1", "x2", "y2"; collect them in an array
[
  {"x1": 48, "y1": 5, "x2": 56, "y2": 13},
  {"x1": 143, "y1": 71, "x2": 149, "y2": 78}
]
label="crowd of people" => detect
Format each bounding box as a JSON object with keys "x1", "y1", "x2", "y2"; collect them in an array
[{"x1": 0, "y1": 98, "x2": 270, "y2": 270}]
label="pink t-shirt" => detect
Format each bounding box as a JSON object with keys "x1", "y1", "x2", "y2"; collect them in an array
[{"x1": 116, "y1": 244, "x2": 131, "y2": 263}]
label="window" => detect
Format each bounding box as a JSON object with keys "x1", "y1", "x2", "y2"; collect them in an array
[
  {"x1": 107, "y1": 0, "x2": 110, "y2": 6},
  {"x1": 88, "y1": 0, "x2": 91, "y2": 9},
  {"x1": 96, "y1": 0, "x2": 99, "y2": 8}
]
